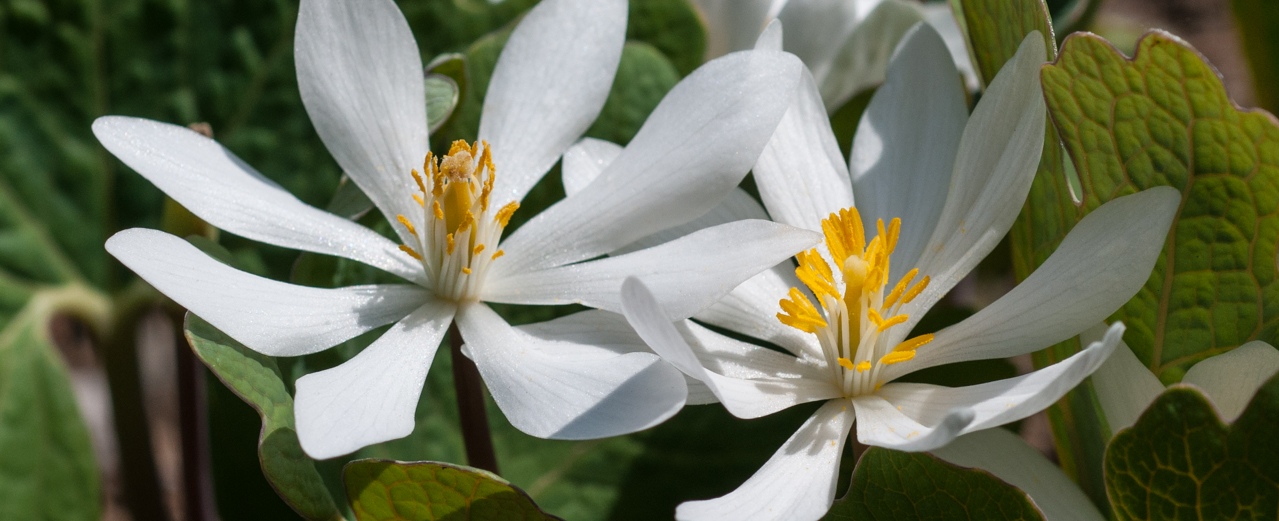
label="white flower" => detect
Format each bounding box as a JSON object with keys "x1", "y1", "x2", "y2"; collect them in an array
[
  {"x1": 612, "y1": 24, "x2": 1182, "y2": 521},
  {"x1": 97, "y1": 0, "x2": 817, "y2": 459},
  {"x1": 690, "y1": 0, "x2": 978, "y2": 111},
  {"x1": 1090, "y1": 326, "x2": 1279, "y2": 430}
]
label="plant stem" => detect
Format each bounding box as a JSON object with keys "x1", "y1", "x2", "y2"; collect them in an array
[
  {"x1": 102, "y1": 284, "x2": 171, "y2": 521},
  {"x1": 170, "y1": 306, "x2": 215, "y2": 521},
  {"x1": 449, "y1": 323, "x2": 498, "y2": 474}
]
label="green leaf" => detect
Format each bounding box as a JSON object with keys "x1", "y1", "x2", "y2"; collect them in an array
[
  {"x1": 1104, "y1": 375, "x2": 1279, "y2": 520},
  {"x1": 821, "y1": 447, "x2": 1046, "y2": 520},
  {"x1": 626, "y1": 0, "x2": 706, "y2": 77},
  {"x1": 0, "y1": 287, "x2": 107, "y2": 521},
  {"x1": 344, "y1": 460, "x2": 560, "y2": 521},
  {"x1": 186, "y1": 314, "x2": 344, "y2": 521},
  {"x1": 1041, "y1": 30, "x2": 1279, "y2": 377}
]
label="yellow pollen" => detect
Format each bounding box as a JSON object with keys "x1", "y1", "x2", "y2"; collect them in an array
[
  {"x1": 883, "y1": 268, "x2": 918, "y2": 309},
  {"x1": 893, "y1": 333, "x2": 934, "y2": 353},
  {"x1": 901, "y1": 276, "x2": 930, "y2": 305},
  {"x1": 875, "y1": 381, "x2": 883, "y2": 391},
  {"x1": 473, "y1": 244, "x2": 486, "y2": 255},
  {"x1": 867, "y1": 308, "x2": 885, "y2": 327},
  {"x1": 778, "y1": 288, "x2": 826, "y2": 333},
  {"x1": 457, "y1": 210, "x2": 475, "y2": 233},
  {"x1": 877, "y1": 314, "x2": 909, "y2": 332},
  {"x1": 837, "y1": 358, "x2": 856, "y2": 370},
  {"x1": 410, "y1": 169, "x2": 426, "y2": 193},
  {"x1": 491, "y1": 249, "x2": 505, "y2": 260},
  {"x1": 495, "y1": 201, "x2": 520, "y2": 227},
  {"x1": 399, "y1": 244, "x2": 423, "y2": 260},
  {"x1": 446, "y1": 234, "x2": 456, "y2": 255},
  {"x1": 432, "y1": 200, "x2": 444, "y2": 220},
  {"x1": 856, "y1": 361, "x2": 872, "y2": 372},
  {"x1": 413, "y1": 194, "x2": 425, "y2": 207},
  {"x1": 396, "y1": 215, "x2": 418, "y2": 236},
  {"x1": 462, "y1": 267, "x2": 472, "y2": 274},
  {"x1": 880, "y1": 350, "x2": 916, "y2": 365}
]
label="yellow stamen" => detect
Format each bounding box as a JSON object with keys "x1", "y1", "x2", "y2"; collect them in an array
[
  {"x1": 410, "y1": 168, "x2": 426, "y2": 193},
  {"x1": 883, "y1": 268, "x2": 918, "y2": 309},
  {"x1": 867, "y1": 308, "x2": 885, "y2": 327},
  {"x1": 462, "y1": 267, "x2": 472, "y2": 274},
  {"x1": 893, "y1": 333, "x2": 934, "y2": 353},
  {"x1": 396, "y1": 215, "x2": 418, "y2": 236},
  {"x1": 491, "y1": 249, "x2": 505, "y2": 260},
  {"x1": 473, "y1": 244, "x2": 486, "y2": 255},
  {"x1": 399, "y1": 244, "x2": 423, "y2": 260},
  {"x1": 881, "y1": 350, "x2": 916, "y2": 365},
  {"x1": 413, "y1": 194, "x2": 425, "y2": 207},
  {"x1": 495, "y1": 201, "x2": 520, "y2": 227},
  {"x1": 796, "y1": 250, "x2": 838, "y2": 301},
  {"x1": 432, "y1": 200, "x2": 444, "y2": 220},
  {"x1": 856, "y1": 361, "x2": 872, "y2": 372},
  {"x1": 777, "y1": 288, "x2": 826, "y2": 333},
  {"x1": 901, "y1": 275, "x2": 930, "y2": 304},
  {"x1": 446, "y1": 233, "x2": 456, "y2": 255},
  {"x1": 877, "y1": 314, "x2": 909, "y2": 332},
  {"x1": 885, "y1": 218, "x2": 901, "y2": 253},
  {"x1": 837, "y1": 358, "x2": 856, "y2": 370},
  {"x1": 457, "y1": 210, "x2": 475, "y2": 233}
]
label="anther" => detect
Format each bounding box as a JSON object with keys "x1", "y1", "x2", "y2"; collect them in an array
[
  {"x1": 396, "y1": 215, "x2": 418, "y2": 236},
  {"x1": 399, "y1": 244, "x2": 423, "y2": 260}
]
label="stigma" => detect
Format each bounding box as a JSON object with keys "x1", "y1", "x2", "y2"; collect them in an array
[
  {"x1": 776, "y1": 208, "x2": 932, "y2": 397},
  {"x1": 395, "y1": 140, "x2": 517, "y2": 302}
]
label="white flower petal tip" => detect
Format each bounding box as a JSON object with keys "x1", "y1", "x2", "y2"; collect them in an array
[
  {"x1": 295, "y1": 0, "x2": 428, "y2": 234},
  {"x1": 876, "y1": 323, "x2": 1126, "y2": 451},
  {"x1": 620, "y1": 277, "x2": 837, "y2": 419},
  {"x1": 1183, "y1": 340, "x2": 1279, "y2": 423},
  {"x1": 293, "y1": 301, "x2": 456, "y2": 459},
  {"x1": 456, "y1": 304, "x2": 687, "y2": 440},
  {"x1": 105, "y1": 228, "x2": 427, "y2": 357},
  {"x1": 753, "y1": 19, "x2": 783, "y2": 51},
  {"x1": 931, "y1": 428, "x2": 1107, "y2": 521},
  {"x1": 675, "y1": 401, "x2": 854, "y2": 521},
  {"x1": 91, "y1": 116, "x2": 425, "y2": 283},
  {"x1": 901, "y1": 188, "x2": 1179, "y2": 378},
  {"x1": 853, "y1": 395, "x2": 975, "y2": 452},
  {"x1": 479, "y1": 0, "x2": 627, "y2": 204}
]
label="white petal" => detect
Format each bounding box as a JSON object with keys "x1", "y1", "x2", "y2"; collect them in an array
[
  {"x1": 931, "y1": 428, "x2": 1106, "y2": 521},
  {"x1": 484, "y1": 220, "x2": 819, "y2": 319},
  {"x1": 561, "y1": 138, "x2": 623, "y2": 197},
  {"x1": 681, "y1": 320, "x2": 828, "y2": 382},
  {"x1": 93, "y1": 117, "x2": 424, "y2": 284},
  {"x1": 1183, "y1": 341, "x2": 1279, "y2": 423},
  {"x1": 621, "y1": 278, "x2": 838, "y2": 419},
  {"x1": 919, "y1": 2, "x2": 979, "y2": 91},
  {"x1": 675, "y1": 400, "x2": 854, "y2": 521},
  {"x1": 753, "y1": 18, "x2": 783, "y2": 51},
  {"x1": 293, "y1": 300, "x2": 455, "y2": 459},
  {"x1": 851, "y1": 393, "x2": 973, "y2": 451},
  {"x1": 849, "y1": 23, "x2": 967, "y2": 287},
  {"x1": 752, "y1": 68, "x2": 854, "y2": 233},
  {"x1": 777, "y1": 0, "x2": 883, "y2": 83},
  {"x1": 612, "y1": 188, "x2": 769, "y2": 256},
  {"x1": 492, "y1": 50, "x2": 804, "y2": 275},
  {"x1": 456, "y1": 303, "x2": 687, "y2": 439},
  {"x1": 1085, "y1": 323, "x2": 1164, "y2": 435},
  {"x1": 890, "y1": 188, "x2": 1178, "y2": 380},
  {"x1": 692, "y1": 0, "x2": 782, "y2": 59},
  {"x1": 694, "y1": 263, "x2": 823, "y2": 358},
  {"x1": 814, "y1": 1, "x2": 926, "y2": 111},
  {"x1": 877, "y1": 322, "x2": 1124, "y2": 445},
  {"x1": 901, "y1": 31, "x2": 1047, "y2": 327},
  {"x1": 106, "y1": 229, "x2": 426, "y2": 356},
  {"x1": 296, "y1": 0, "x2": 426, "y2": 239},
  {"x1": 479, "y1": 0, "x2": 627, "y2": 205}
]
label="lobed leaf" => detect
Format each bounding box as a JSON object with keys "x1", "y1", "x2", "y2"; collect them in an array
[
  {"x1": 344, "y1": 459, "x2": 560, "y2": 521},
  {"x1": 1105, "y1": 375, "x2": 1279, "y2": 520},
  {"x1": 186, "y1": 313, "x2": 344, "y2": 521}
]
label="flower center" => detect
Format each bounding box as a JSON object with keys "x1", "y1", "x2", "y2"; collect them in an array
[
  {"x1": 777, "y1": 208, "x2": 933, "y2": 397},
  {"x1": 396, "y1": 140, "x2": 518, "y2": 302}
]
